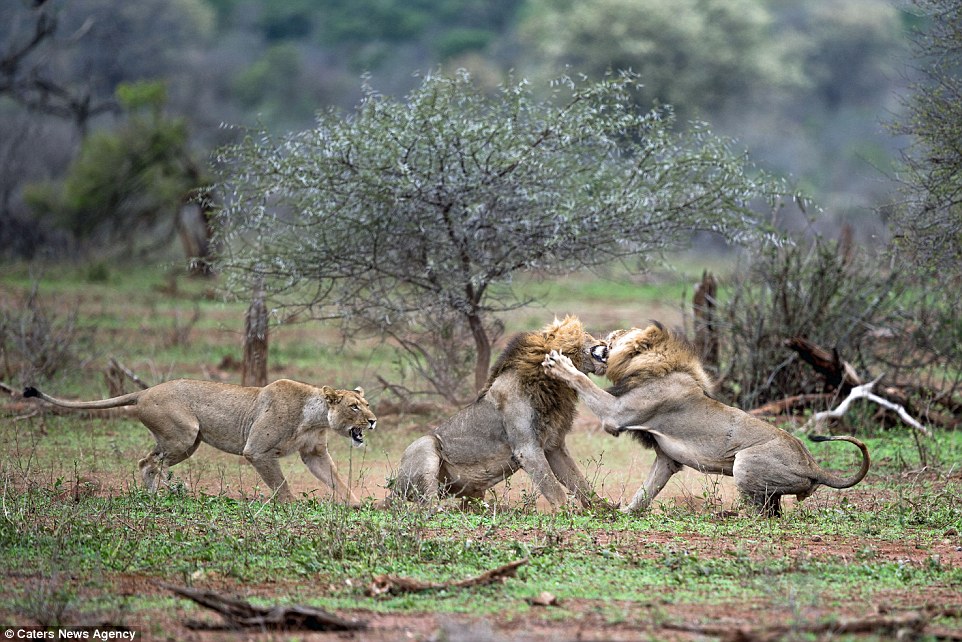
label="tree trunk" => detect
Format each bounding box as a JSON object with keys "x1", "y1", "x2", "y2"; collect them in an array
[
  {"x1": 693, "y1": 270, "x2": 719, "y2": 373},
  {"x1": 242, "y1": 277, "x2": 268, "y2": 387},
  {"x1": 176, "y1": 193, "x2": 214, "y2": 276},
  {"x1": 467, "y1": 311, "x2": 491, "y2": 393}
]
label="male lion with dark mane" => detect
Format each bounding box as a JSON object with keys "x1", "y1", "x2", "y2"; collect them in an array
[
  {"x1": 24, "y1": 379, "x2": 377, "y2": 504},
  {"x1": 542, "y1": 322, "x2": 870, "y2": 516},
  {"x1": 386, "y1": 316, "x2": 610, "y2": 510}
]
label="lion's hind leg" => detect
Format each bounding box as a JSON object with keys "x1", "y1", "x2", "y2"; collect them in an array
[
  {"x1": 738, "y1": 488, "x2": 783, "y2": 517},
  {"x1": 137, "y1": 412, "x2": 202, "y2": 492},
  {"x1": 732, "y1": 448, "x2": 790, "y2": 518},
  {"x1": 388, "y1": 435, "x2": 443, "y2": 504}
]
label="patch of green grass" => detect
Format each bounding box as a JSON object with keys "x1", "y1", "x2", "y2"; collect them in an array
[{"x1": 2, "y1": 487, "x2": 959, "y2": 623}]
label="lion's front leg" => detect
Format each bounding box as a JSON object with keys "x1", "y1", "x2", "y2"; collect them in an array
[
  {"x1": 243, "y1": 451, "x2": 294, "y2": 502},
  {"x1": 513, "y1": 443, "x2": 569, "y2": 507},
  {"x1": 623, "y1": 448, "x2": 682, "y2": 513},
  {"x1": 497, "y1": 392, "x2": 569, "y2": 507},
  {"x1": 546, "y1": 446, "x2": 613, "y2": 510},
  {"x1": 301, "y1": 450, "x2": 360, "y2": 505}
]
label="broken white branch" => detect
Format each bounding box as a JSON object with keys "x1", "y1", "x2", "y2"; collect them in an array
[{"x1": 804, "y1": 375, "x2": 931, "y2": 437}]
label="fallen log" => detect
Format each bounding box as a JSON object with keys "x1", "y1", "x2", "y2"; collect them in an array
[
  {"x1": 749, "y1": 393, "x2": 835, "y2": 416},
  {"x1": 785, "y1": 336, "x2": 861, "y2": 391},
  {"x1": 663, "y1": 610, "x2": 927, "y2": 642},
  {"x1": 664, "y1": 603, "x2": 962, "y2": 642},
  {"x1": 162, "y1": 584, "x2": 367, "y2": 631}
]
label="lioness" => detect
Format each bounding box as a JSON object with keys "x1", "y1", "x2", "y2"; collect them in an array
[
  {"x1": 23, "y1": 379, "x2": 377, "y2": 503},
  {"x1": 387, "y1": 316, "x2": 610, "y2": 510},
  {"x1": 542, "y1": 322, "x2": 870, "y2": 516}
]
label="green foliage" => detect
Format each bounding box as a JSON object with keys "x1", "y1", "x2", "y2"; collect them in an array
[
  {"x1": 215, "y1": 70, "x2": 780, "y2": 397},
  {"x1": 520, "y1": 0, "x2": 796, "y2": 117},
  {"x1": 230, "y1": 43, "x2": 324, "y2": 126},
  {"x1": 24, "y1": 81, "x2": 200, "y2": 243},
  {"x1": 115, "y1": 80, "x2": 168, "y2": 114},
  {"x1": 436, "y1": 28, "x2": 496, "y2": 60},
  {"x1": 256, "y1": 0, "x2": 315, "y2": 40},
  {"x1": 780, "y1": 0, "x2": 903, "y2": 109},
  {"x1": 313, "y1": 0, "x2": 516, "y2": 46}
]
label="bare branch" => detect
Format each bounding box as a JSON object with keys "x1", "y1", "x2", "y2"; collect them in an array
[{"x1": 804, "y1": 376, "x2": 931, "y2": 436}]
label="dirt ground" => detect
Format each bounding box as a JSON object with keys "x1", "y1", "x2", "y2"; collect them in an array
[{"x1": 40, "y1": 532, "x2": 962, "y2": 642}]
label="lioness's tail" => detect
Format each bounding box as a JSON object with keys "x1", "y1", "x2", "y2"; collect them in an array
[
  {"x1": 808, "y1": 435, "x2": 870, "y2": 489},
  {"x1": 23, "y1": 386, "x2": 142, "y2": 410}
]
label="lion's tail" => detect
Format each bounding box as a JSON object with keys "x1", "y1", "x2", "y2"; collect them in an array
[
  {"x1": 808, "y1": 435, "x2": 871, "y2": 489},
  {"x1": 23, "y1": 386, "x2": 142, "y2": 410}
]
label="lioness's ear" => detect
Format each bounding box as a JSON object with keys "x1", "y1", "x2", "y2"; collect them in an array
[
  {"x1": 354, "y1": 386, "x2": 365, "y2": 397},
  {"x1": 321, "y1": 385, "x2": 340, "y2": 404}
]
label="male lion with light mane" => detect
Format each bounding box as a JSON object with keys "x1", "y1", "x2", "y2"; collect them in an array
[
  {"x1": 23, "y1": 379, "x2": 377, "y2": 504},
  {"x1": 542, "y1": 322, "x2": 870, "y2": 516},
  {"x1": 386, "y1": 316, "x2": 610, "y2": 510}
]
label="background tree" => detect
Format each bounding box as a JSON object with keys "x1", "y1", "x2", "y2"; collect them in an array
[
  {"x1": 519, "y1": 0, "x2": 794, "y2": 118},
  {"x1": 892, "y1": 0, "x2": 962, "y2": 267},
  {"x1": 215, "y1": 71, "x2": 779, "y2": 399},
  {"x1": 0, "y1": 0, "x2": 117, "y2": 137},
  {"x1": 23, "y1": 80, "x2": 210, "y2": 263},
  {"x1": 0, "y1": 0, "x2": 213, "y2": 138}
]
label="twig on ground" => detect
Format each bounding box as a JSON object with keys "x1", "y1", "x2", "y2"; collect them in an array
[
  {"x1": 162, "y1": 584, "x2": 367, "y2": 631},
  {"x1": 367, "y1": 558, "x2": 527, "y2": 596}
]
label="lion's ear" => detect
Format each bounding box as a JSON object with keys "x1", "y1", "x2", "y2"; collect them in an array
[
  {"x1": 354, "y1": 386, "x2": 365, "y2": 397},
  {"x1": 321, "y1": 386, "x2": 341, "y2": 404},
  {"x1": 634, "y1": 324, "x2": 664, "y2": 351}
]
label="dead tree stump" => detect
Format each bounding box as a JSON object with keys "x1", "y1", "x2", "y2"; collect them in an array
[{"x1": 693, "y1": 270, "x2": 719, "y2": 374}]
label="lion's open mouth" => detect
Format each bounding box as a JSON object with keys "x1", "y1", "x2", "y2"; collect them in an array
[
  {"x1": 591, "y1": 345, "x2": 609, "y2": 364},
  {"x1": 350, "y1": 427, "x2": 365, "y2": 447},
  {"x1": 591, "y1": 344, "x2": 609, "y2": 375}
]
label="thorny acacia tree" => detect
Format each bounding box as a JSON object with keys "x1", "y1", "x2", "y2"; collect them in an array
[{"x1": 215, "y1": 71, "x2": 778, "y2": 399}]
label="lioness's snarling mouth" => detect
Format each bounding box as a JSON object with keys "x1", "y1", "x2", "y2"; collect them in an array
[{"x1": 350, "y1": 427, "x2": 365, "y2": 447}]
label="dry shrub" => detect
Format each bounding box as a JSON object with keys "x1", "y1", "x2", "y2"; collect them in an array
[
  {"x1": 381, "y1": 307, "x2": 504, "y2": 405},
  {"x1": 0, "y1": 282, "x2": 95, "y2": 386},
  {"x1": 717, "y1": 235, "x2": 900, "y2": 409}
]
